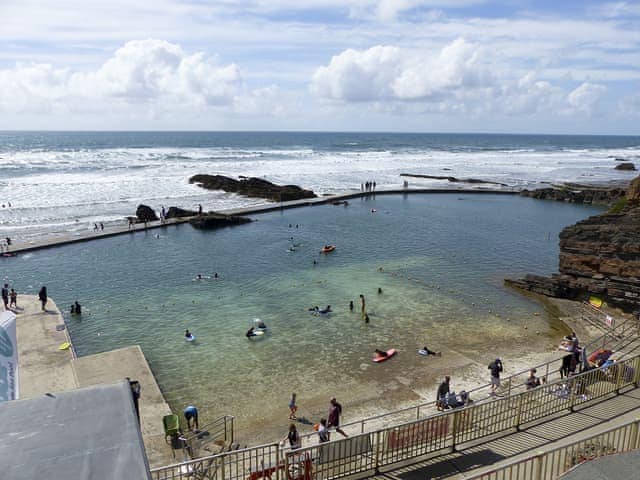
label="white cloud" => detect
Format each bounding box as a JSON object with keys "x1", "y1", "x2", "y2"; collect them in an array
[
  {"x1": 567, "y1": 82, "x2": 607, "y2": 116},
  {"x1": 311, "y1": 39, "x2": 491, "y2": 103},
  {"x1": 0, "y1": 39, "x2": 284, "y2": 115}
]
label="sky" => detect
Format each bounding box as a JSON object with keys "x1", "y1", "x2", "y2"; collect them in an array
[{"x1": 0, "y1": 0, "x2": 639, "y2": 134}]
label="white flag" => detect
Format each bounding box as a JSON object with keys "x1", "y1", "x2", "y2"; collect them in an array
[{"x1": 0, "y1": 311, "x2": 19, "y2": 401}]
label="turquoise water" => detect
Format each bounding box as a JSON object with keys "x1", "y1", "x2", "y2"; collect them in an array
[{"x1": 1, "y1": 193, "x2": 603, "y2": 439}]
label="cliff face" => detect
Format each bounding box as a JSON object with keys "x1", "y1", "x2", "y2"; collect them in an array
[{"x1": 506, "y1": 176, "x2": 640, "y2": 311}]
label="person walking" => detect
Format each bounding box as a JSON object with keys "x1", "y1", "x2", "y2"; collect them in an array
[
  {"x1": 436, "y1": 376, "x2": 450, "y2": 411},
  {"x1": 9, "y1": 289, "x2": 17, "y2": 309},
  {"x1": 38, "y1": 286, "x2": 48, "y2": 311},
  {"x1": 288, "y1": 393, "x2": 298, "y2": 420},
  {"x1": 328, "y1": 397, "x2": 348, "y2": 438},
  {"x1": 1, "y1": 284, "x2": 8, "y2": 310},
  {"x1": 488, "y1": 358, "x2": 503, "y2": 396},
  {"x1": 359, "y1": 294, "x2": 365, "y2": 314}
]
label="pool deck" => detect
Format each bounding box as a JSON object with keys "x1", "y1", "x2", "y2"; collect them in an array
[
  {"x1": 2, "y1": 187, "x2": 518, "y2": 255},
  {"x1": 13, "y1": 296, "x2": 175, "y2": 468}
]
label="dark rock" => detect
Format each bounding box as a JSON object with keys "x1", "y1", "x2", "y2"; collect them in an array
[
  {"x1": 136, "y1": 204, "x2": 158, "y2": 222},
  {"x1": 519, "y1": 186, "x2": 626, "y2": 206},
  {"x1": 189, "y1": 174, "x2": 316, "y2": 202},
  {"x1": 507, "y1": 175, "x2": 640, "y2": 311},
  {"x1": 165, "y1": 207, "x2": 198, "y2": 219},
  {"x1": 400, "y1": 173, "x2": 508, "y2": 187},
  {"x1": 615, "y1": 162, "x2": 636, "y2": 171},
  {"x1": 189, "y1": 213, "x2": 252, "y2": 230}
]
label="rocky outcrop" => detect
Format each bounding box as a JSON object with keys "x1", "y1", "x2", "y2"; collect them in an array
[
  {"x1": 519, "y1": 186, "x2": 627, "y2": 206},
  {"x1": 189, "y1": 175, "x2": 316, "y2": 202},
  {"x1": 507, "y1": 176, "x2": 640, "y2": 311},
  {"x1": 400, "y1": 173, "x2": 508, "y2": 187},
  {"x1": 615, "y1": 162, "x2": 636, "y2": 171},
  {"x1": 136, "y1": 204, "x2": 158, "y2": 222},
  {"x1": 189, "y1": 213, "x2": 252, "y2": 230},
  {"x1": 165, "y1": 207, "x2": 198, "y2": 219}
]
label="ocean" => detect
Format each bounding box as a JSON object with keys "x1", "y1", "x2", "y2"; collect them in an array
[{"x1": 1, "y1": 131, "x2": 638, "y2": 241}]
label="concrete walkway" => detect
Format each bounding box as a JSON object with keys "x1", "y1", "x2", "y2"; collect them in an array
[
  {"x1": 4, "y1": 188, "x2": 517, "y2": 255},
  {"x1": 14, "y1": 296, "x2": 175, "y2": 468}
]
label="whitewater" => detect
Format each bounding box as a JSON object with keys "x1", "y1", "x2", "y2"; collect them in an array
[{"x1": 0, "y1": 131, "x2": 639, "y2": 241}]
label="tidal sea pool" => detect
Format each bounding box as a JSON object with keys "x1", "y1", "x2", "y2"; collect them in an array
[{"x1": 2, "y1": 193, "x2": 603, "y2": 440}]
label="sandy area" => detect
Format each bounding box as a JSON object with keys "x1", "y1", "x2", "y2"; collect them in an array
[{"x1": 231, "y1": 295, "x2": 633, "y2": 448}]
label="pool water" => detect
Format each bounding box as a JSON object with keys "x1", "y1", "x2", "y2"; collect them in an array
[{"x1": 2, "y1": 193, "x2": 602, "y2": 440}]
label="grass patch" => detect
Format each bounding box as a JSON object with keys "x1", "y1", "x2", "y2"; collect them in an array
[{"x1": 608, "y1": 197, "x2": 627, "y2": 214}]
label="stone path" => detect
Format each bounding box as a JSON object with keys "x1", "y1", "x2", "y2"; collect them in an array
[{"x1": 13, "y1": 296, "x2": 175, "y2": 468}]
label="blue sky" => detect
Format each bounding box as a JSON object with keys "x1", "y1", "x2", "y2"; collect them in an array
[{"x1": 0, "y1": 0, "x2": 639, "y2": 133}]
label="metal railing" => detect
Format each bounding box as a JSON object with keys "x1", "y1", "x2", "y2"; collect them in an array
[
  {"x1": 180, "y1": 415, "x2": 235, "y2": 460},
  {"x1": 292, "y1": 313, "x2": 640, "y2": 444},
  {"x1": 150, "y1": 353, "x2": 640, "y2": 480},
  {"x1": 467, "y1": 417, "x2": 640, "y2": 479}
]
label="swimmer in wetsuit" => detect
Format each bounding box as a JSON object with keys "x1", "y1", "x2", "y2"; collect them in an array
[
  {"x1": 185, "y1": 329, "x2": 194, "y2": 341},
  {"x1": 246, "y1": 327, "x2": 256, "y2": 338},
  {"x1": 374, "y1": 349, "x2": 388, "y2": 358}
]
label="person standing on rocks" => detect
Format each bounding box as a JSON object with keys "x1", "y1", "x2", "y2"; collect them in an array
[{"x1": 38, "y1": 286, "x2": 48, "y2": 311}]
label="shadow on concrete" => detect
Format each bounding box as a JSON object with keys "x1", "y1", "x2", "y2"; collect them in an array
[{"x1": 396, "y1": 449, "x2": 505, "y2": 480}]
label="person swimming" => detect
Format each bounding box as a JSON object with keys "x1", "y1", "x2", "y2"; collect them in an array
[
  {"x1": 308, "y1": 306, "x2": 320, "y2": 313},
  {"x1": 255, "y1": 319, "x2": 267, "y2": 329},
  {"x1": 318, "y1": 305, "x2": 332, "y2": 315},
  {"x1": 374, "y1": 349, "x2": 388, "y2": 358},
  {"x1": 185, "y1": 329, "x2": 194, "y2": 341}
]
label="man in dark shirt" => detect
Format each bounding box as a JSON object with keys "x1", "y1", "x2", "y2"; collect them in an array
[
  {"x1": 1, "y1": 284, "x2": 8, "y2": 310},
  {"x1": 328, "y1": 397, "x2": 348, "y2": 438},
  {"x1": 489, "y1": 358, "x2": 503, "y2": 395}
]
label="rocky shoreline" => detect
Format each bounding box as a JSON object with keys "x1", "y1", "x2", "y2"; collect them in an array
[
  {"x1": 506, "y1": 176, "x2": 640, "y2": 312},
  {"x1": 189, "y1": 174, "x2": 317, "y2": 202}
]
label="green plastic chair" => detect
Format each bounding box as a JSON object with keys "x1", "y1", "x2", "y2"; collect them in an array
[{"x1": 163, "y1": 414, "x2": 180, "y2": 443}]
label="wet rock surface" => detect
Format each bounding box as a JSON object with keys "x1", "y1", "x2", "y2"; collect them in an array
[
  {"x1": 507, "y1": 176, "x2": 640, "y2": 311},
  {"x1": 189, "y1": 174, "x2": 316, "y2": 202}
]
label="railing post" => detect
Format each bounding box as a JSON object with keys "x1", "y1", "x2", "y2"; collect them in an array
[
  {"x1": 416, "y1": 405, "x2": 420, "y2": 420},
  {"x1": 629, "y1": 418, "x2": 640, "y2": 451},
  {"x1": 220, "y1": 450, "x2": 226, "y2": 480},
  {"x1": 515, "y1": 393, "x2": 523, "y2": 431},
  {"x1": 275, "y1": 444, "x2": 281, "y2": 480},
  {"x1": 533, "y1": 451, "x2": 544, "y2": 480},
  {"x1": 450, "y1": 410, "x2": 458, "y2": 452},
  {"x1": 374, "y1": 430, "x2": 381, "y2": 474},
  {"x1": 284, "y1": 449, "x2": 289, "y2": 480},
  {"x1": 568, "y1": 377, "x2": 577, "y2": 412},
  {"x1": 361, "y1": 420, "x2": 365, "y2": 434}
]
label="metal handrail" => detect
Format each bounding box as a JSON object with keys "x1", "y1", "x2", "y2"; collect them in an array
[
  {"x1": 151, "y1": 353, "x2": 640, "y2": 480},
  {"x1": 466, "y1": 417, "x2": 640, "y2": 479},
  {"x1": 295, "y1": 312, "x2": 639, "y2": 443}
]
